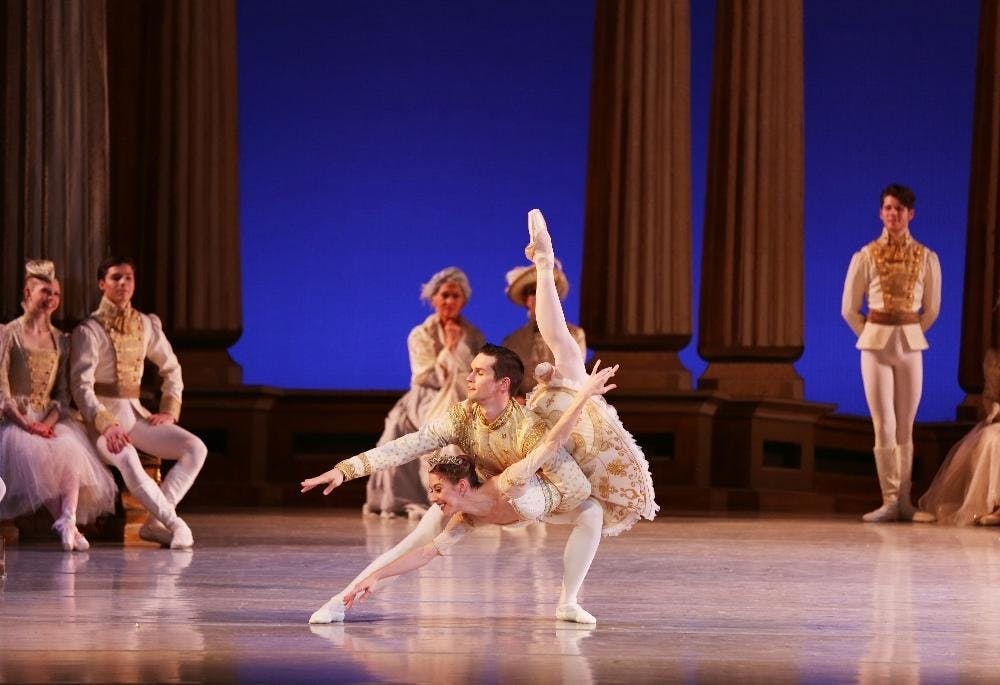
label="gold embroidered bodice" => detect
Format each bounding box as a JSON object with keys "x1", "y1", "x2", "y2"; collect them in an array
[
  {"x1": 867, "y1": 232, "x2": 925, "y2": 312},
  {"x1": 333, "y1": 399, "x2": 549, "y2": 483},
  {"x1": 93, "y1": 297, "x2": 145, "y2": 386},
  {"x1": 21, "y1": 347, "x2": 59, "y2": 411},
  {"x1": 0, "y1": 319, "x2": 66, "y2": 415},
  {"x1": 446, "y1": 400, "x2": 548, "y2": 480}
]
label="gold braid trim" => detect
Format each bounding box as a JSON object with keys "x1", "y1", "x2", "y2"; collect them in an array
[
  {"x1": 868, "y1": 237, "x2": 925, "y2": 312},
  {"x1": 448, "y1": 402, "x2": 475, "y2": 455},
  {"x1": 334, "y1": 461, "x2": 358, "y2": 481},
  {"x1": 519, "y1": 417, "x2": 548, "y2": 457},
  {"x1": 94, "y1": 409, "x2": 120, "y2": 434},
  {"x1": 159, "y1": 395, "x2": 182, "y2": 421}
]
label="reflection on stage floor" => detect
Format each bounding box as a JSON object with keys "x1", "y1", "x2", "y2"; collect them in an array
[{"x1": 1, "y1": 510, "x2": 999, "y2": 683}]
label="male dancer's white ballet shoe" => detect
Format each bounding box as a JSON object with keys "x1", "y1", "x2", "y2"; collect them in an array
[
  {"x1": 556, "y1": 603, "x2": 597, "y2": 625},
  {"x1": 169, "y1": 519, "x2": 194, "y2": 549},
  {"x1": 862, "y1": 501, "x2": 900, "y2": 523},
  {"x1": 139, "y1": 517, "x2": 174, "y2": 546},
  {"x1": 309, "y1": 596, "x2": 347, "y2": 624}
]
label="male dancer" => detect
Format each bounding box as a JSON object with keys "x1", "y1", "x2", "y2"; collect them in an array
[
  {"x1": 302, "y1": 342, "x2": 606, "y2": 624},
  {"x1": 841, "y1": 184, "x2": 940, "y2": 522},
  {"x1": 71, "y1": 257, "x2": 207, "y2": 548}
]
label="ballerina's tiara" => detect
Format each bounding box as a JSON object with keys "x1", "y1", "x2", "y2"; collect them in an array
[{"x1": 427, "y1": 450, "x2": 469, "y2": 468}]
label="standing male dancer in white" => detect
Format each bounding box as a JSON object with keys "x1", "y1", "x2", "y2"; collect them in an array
[
  {"x1": 72, "y1": 257, "x2": 208, "y2": 548},
  {"x1": 842, "y1": 184, "x2": 940, "y2": 522}
]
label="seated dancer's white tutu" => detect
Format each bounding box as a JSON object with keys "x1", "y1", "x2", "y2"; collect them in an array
[
  {"x1": 528, "y1": 363, "x2": 658, "y2": 536},
  {"x1": 0, "y1": 408, "x2": 117, "y2": 524}
]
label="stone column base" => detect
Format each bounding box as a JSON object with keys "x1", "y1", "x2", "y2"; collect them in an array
[
  {"x1": 586, "y1": 350, "x2": 691, "y2": 392},
  {"x1": 698, "y1": 361, "x2": 804, "y2": 400}
]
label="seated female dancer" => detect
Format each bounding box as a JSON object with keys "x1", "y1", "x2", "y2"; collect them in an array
[
  {"x1": 342, "y1": 360, "x2": 618, "y2": 614},
  {"x1": 918, "y1": 346, "x2": 1000, "y2": 525},
  {"x1": 0, "y1": 261, "x2": 117, "y2": 550}
]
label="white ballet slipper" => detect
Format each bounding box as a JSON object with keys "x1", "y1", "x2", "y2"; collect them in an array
[
  {"x1": 556, "y1": 603, "x2": 597, "y2": 625},
  {"x1": 977, "y1": 511, "x2": 1000, "y2": 526},
  {"x1": 52, "y1": 517, "x2": 76, "y2": 551},
  {"x1": 139, "y1": 517, "x2": 174, "y2": 547},
  {"x1": 73, "y1": 530, "x2": 91, "y2": 552},
  {"x1": 169, "y1": 518, "x2": 194, "y2": 549},
  {"x1": 862, "y1": 501, "x2": 900, "y2": 523},
  {"x1": 404, "y1": 503, "x2": 427, "y2": 521},
  {"x1": 526, "y1": 209, "x2": 556, "y2": 268},
  {"x1": 309, "y1": 596, "x2": 346, "y2": 624}
]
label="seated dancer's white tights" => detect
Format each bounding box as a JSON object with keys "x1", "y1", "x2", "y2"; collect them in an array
[{"x1": 309, "y1": 504, "x2": 446, "y2": 623}]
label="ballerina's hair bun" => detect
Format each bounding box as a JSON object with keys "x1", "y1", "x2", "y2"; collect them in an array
[{"x1": 24, "y1": 259, "x2": 55, "y2": 284}]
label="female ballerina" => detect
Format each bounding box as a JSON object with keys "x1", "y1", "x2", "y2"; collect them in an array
[
  {"x1": 0, "y1": 261, "x2": 117, "y2": 550},
  {"x1": 304, "y1": 209, "x2": 656, "y2": 624},
  {"x1": 918, "y1": 346, "x2": 1000, "y2": 525}
]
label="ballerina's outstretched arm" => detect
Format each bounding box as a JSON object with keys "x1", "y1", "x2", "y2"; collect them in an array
[{"x1": 526, "y1": 209, "x2": 588, "y2": 386}]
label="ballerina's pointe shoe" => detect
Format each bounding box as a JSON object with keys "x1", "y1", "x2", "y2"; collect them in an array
[
  {"x1": 73, "y1": 530, "x2": 91, "y2": 552},
  {"x1": 556, "y1": 603, "x2": 597, "y2": 625},
  {"x1": 52, "y1": 518, "x2": 76, "y2": 551},
  {"x1": 977, "y1": 511, "x2": 1000, "y2": 526},
  {"x1": 525, "y1": 209, "x2": 555, "y2": 267},
  {"x1": 309, "y1": 597, "x2": 347, "y2": 624}
]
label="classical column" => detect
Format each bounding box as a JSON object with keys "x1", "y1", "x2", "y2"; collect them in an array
[
  {"x1": 0, "y1": 0, "x2": 109, "y2": 324},
  {"x1": 106, "y1": 0, "x2": 241, "y2": 386},
  {"x1": 580, "y1": 0, "x2": 693, "y2": 391},
  {"x1": 697, "y1": 0, "x2": 805, "y2": 399},
  {"x1": 958, "y1": 0, "x2": 1000, "y2": 419}
]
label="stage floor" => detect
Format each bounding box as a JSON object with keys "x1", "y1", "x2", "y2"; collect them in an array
[{"x1": 1, "y1": 510, "x2": 999, "y2": 683}]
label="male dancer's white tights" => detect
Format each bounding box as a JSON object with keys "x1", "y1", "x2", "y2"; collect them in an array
[
  {"x1": 96, "y1": 417, "x2": 208, "y2": 529},
  {"x1": 860, "y1": 330, "x2": 922, "y2": 449}
]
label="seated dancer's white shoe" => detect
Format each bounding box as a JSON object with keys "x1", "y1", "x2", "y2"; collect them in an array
[
  {"x1": 404, "y1": 503, "x2": 427, "y2": 521},
  {"x1": 73, "y1": 530, "x2": 91, "y2": 552},
  {"x1": 309, "y1": 596, "x2": 347, "y2": 624},
  {"x1": 862, "y1": 501, "x2": 900, "y2": 523},
  {"x1": 556, "y1": 603, "x2": 597, "y2": 625},
  {"x1": 139, "y1": 517, "x2": 174, "y2": 546},
  {"x1": 52, "y1": 517, "x2": 76, "y2": 551},
  {"x1": 169, "y1": 519, "x2": 194, "y2": 549}
]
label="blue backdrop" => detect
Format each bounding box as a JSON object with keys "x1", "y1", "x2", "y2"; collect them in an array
[{"x1": 232, "y1": 0, "x2": 978, "y2": 421}]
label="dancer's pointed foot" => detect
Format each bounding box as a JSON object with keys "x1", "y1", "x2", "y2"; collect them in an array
[
  {"x1": 556, "y1": 603, "x2": 597, "y2": 625},
  {"x1": 52, "y1": 517, "x2": 78, "y2": 551},
  {"x1": 309, "y1": 596, "x2": 347, "y2": 624},
  {"x1": 73, "y1": 530, "x2": 91, "y2": 551},
  {"x1": 169, "y1": 519, "x2": 194, "y2": 549},
  {"x1": 526, "y1": 209, "x2": 555, "y2": 268},
  {"x1": 139, "y1": 517, "x2": 173, "y2": 546}
]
